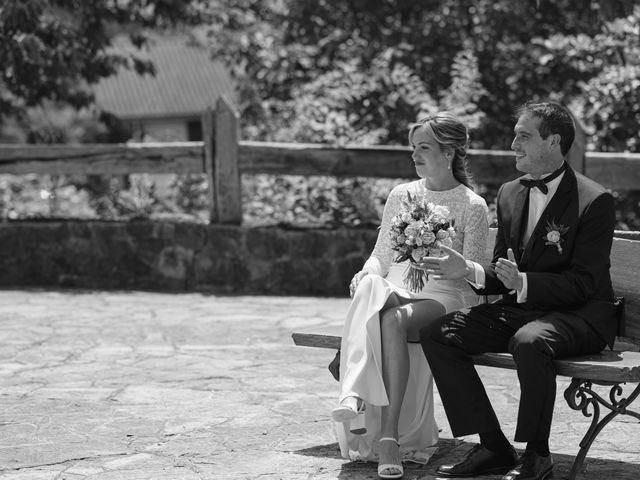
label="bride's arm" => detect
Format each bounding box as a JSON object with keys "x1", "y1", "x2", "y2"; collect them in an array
[
  {"x1": 361, "y1": 186, "x2": 401, "y2": 277},
  {"x1": 462, "y1": 199, "x2": 490, "y2": 265}
]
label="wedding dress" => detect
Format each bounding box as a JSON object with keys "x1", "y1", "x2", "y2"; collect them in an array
[{"x1": 336, "y1": 180, "x2": 489, "y2": 464}]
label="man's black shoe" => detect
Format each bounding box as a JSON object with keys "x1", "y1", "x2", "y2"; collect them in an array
[
  {"x1": 502, "y1": 450, "x2": 553, "y2": 480},
  {"x1": 436, "y1": 443, "x2": 518, "y2": 477}
]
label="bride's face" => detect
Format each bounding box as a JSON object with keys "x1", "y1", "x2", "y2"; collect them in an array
[{"x1": 409, "y1": 126, "x2": 450, "y2": 179}]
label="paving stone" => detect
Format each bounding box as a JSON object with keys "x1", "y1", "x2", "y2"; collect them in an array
[{"x1": 0, "y1": 290, "x2": 638, "y2": 479}]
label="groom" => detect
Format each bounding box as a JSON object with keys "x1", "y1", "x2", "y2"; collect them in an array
[{"x1": 419, "y1": 102, "x2": 617, "y2": 480}]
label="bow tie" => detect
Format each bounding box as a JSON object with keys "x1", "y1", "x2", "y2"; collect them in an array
[
  {"x1": 520, "y1": 178, "x2": 550, "y2": 194},
  {"x1": 519, "y1": 163, "x2": 566, "y2": 194}
]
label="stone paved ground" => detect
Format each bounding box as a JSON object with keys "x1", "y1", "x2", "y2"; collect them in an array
[{"x1": 0, "y1": 290, "x2": 638, "y2": 479}]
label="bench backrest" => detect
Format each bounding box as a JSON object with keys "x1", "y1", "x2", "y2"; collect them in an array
[
  {"x1": 611, "y1": 233, "x2": 640, "y2": 344},
  {"x1": 472, "y1": 229, "x2": 640, "y2": 347}
]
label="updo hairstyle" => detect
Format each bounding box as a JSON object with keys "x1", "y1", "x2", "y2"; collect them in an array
[{"x1": 408, "y1": 112, "x2": 475, "y2": 190}]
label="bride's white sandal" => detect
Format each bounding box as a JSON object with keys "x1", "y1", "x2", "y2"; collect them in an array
[
  {"x1": 331, "y1": 396, "x2": 365, "y2": 423},
  {"x1": 348, "y1": 410, "x2": 367, "y2": 435},
  {"x1": 378, "y1": 437, "x2": 403, "y2": 479}
]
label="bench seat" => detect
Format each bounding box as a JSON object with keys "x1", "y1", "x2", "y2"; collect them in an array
[
  {"x1": 291, "y1": 332, "x2": 640, "y2": 383},
  {"x1": 474, "y1": 350, "x2": 640, "y2": 383}
]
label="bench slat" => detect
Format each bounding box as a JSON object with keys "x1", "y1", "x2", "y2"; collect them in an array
[
  {"x1": 292, "y1": 333, "x2": 640, "y2": 383},
  {"x1": 472, "y1": 351, "x2": 640, "y2": 383},
  {"x1": 292, "y1": 332, "x2": 341, "y2": 349}
]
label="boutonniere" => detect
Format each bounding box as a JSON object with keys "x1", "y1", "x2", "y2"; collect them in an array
[{"x1": 543, "y1": 219, "x2": 570, "y2": 254}]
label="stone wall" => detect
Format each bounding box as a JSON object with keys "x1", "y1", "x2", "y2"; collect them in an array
[{"x1": 0, "y1": 221, "x2": 377, "y2": 296}]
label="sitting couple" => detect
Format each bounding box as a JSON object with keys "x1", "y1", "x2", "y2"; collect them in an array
[{"x1": 331, "y1": 102, "x2": 617, "y2": 480}]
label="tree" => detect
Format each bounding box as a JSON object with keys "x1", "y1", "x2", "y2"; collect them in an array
[
  {"x1": 0, "y1": 0, "x2": 206, "y2": 122},
  {"x1": 537, "y1": 5, "x2": 640, "y2": 151},
  {"x1": 204, "y1": 0, "x2": 638, "y2": 151},
  {"x1": 206, "y1": 0, "x2": 491, "y2": 145}
]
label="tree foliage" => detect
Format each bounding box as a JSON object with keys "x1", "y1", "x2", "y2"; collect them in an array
[
  {"x1": 537, "y1": 6, "x2": 640, "y2": 151},
  {"x1": 0, "y1": 0, "x2": 206, "y2": 120},
  {"x1": 205, "y1": 0, "x2": 639, "y2": 151},
  {"x1": 3, "y1": 0, "x2": 637, "y2": 151}
]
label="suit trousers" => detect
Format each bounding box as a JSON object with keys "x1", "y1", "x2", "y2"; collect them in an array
[{"x1": 419, "y1": 301, "x2": 606, "y2": 443}]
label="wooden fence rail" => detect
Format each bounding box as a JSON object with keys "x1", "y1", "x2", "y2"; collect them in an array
[{"x1": 1, "y1": 97, "x2": 640, "y2": 224}]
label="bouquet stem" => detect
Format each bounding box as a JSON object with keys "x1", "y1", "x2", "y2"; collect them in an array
[{"x1": 403, "y1": 264, "x2": 428, "y2": 292}]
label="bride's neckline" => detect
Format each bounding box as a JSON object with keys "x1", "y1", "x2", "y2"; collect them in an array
[{"x1": 421, "y1": 181, "x2": 463, "y2": 193}]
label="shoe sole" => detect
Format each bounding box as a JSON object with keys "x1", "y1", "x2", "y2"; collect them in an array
[
  {"x1": 331, "y1": 407, "x2": 358, "y2": 423},
  {"x1": 350, "y1": 427, "x2": 367, "y2": 435},
  {"x1": 501, "y1": 465, "x2": 554, "y2": 480},
  {"x1": 436, "y1": 464, "x2": 515, "y2": 477}
]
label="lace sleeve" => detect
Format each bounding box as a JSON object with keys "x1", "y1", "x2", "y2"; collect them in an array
[
  {"x1": 361, "y1": 187, "x2": 401, "y2": 277},
  {"x1": 462, "y1": 200, "x2": 490, "y2": 264}
]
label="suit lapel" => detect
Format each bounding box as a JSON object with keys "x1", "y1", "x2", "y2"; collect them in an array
[
  {"x1": 520, "y1": 166, "x2": 575, "y2": 267},
  {"x1": 510, "y1": 186, "x2": 529, "y2": 258}
]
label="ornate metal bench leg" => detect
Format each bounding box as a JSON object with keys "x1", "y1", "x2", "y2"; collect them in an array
[{"x1": 563, "y1": 378, "x2": 640, "y2": 480}]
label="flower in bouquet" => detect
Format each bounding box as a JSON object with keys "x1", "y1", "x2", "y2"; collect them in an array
[{"x1": 389, "y1": 192, "x2": 456, "y2": 292}]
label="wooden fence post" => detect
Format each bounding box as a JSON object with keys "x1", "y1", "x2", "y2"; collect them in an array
[
  {"x1": 202, "y1": 97, "x2": 242, "y2": 224},
  {"x1": 202, "y1": 107, "x2": 217, "y2": 222},
  {"x1": 567, "y1": 108, "x2": 587, "y2": 175}
]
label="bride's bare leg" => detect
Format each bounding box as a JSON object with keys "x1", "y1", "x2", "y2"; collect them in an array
[
  {"x1": 378, "y1": 299, "x2": 446, "y2": 474},
  {"x1": 335, "y1": 293, "x2": 404, "y2": 410}
]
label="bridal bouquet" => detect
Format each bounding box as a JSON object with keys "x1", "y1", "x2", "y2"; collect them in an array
[{"x1": 389, "y1": 192, "x2": 456, "y2": 292}]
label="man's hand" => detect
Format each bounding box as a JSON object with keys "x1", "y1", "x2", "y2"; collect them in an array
[
  {"x1": 420, "y1": 245, "x2": 471, "y2": 280},
  {"x1": 494, "y1": 248, "x2": 523, "y2": 290}
]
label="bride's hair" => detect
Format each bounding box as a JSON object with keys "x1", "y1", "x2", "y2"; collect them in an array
[{"x1": 408, "y1": 112, "x2": 476, "y2": 190}]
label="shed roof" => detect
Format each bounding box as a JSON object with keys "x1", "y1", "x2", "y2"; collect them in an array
[{"x1": 94, "y1": 35, "x2": 236, "y2": 120}]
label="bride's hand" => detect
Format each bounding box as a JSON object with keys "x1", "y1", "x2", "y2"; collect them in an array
[{"x1": 349, "y1": 270, "x2": 369, "y2": 297}]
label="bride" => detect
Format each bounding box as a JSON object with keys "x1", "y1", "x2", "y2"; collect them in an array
[{"x1": 332, "y1": 112, "x2": 489, "y2": 479}]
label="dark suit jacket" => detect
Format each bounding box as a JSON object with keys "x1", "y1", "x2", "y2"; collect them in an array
[{"x1": 472, "y1": 164, "x2": 618, "y2": 348}]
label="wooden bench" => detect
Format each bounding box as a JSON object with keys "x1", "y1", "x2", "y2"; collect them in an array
[{"x1": 292, "y1": 229, "x2": 640, "y2": 480}]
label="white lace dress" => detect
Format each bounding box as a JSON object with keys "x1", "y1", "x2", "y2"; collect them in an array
[{"x1": 336, "y1": 180, "x2": 489, "y2": 463}]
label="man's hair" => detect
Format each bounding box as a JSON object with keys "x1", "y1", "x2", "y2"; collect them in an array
[{"x1": 516, "y1": 102, "x2": 575, "y2": 155}]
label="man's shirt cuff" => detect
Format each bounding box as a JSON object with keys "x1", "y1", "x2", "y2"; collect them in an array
[
  {"x1": 465, "y1": 261, "x2": 485, "y2": 289},
  {"x1": 516, "y1": 273, "x2": 528, "y2": 303}
]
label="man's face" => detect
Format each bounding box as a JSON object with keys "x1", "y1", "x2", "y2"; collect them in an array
[{"x1": 511, "y1": 114, "x2": 560, "y2": 177}]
